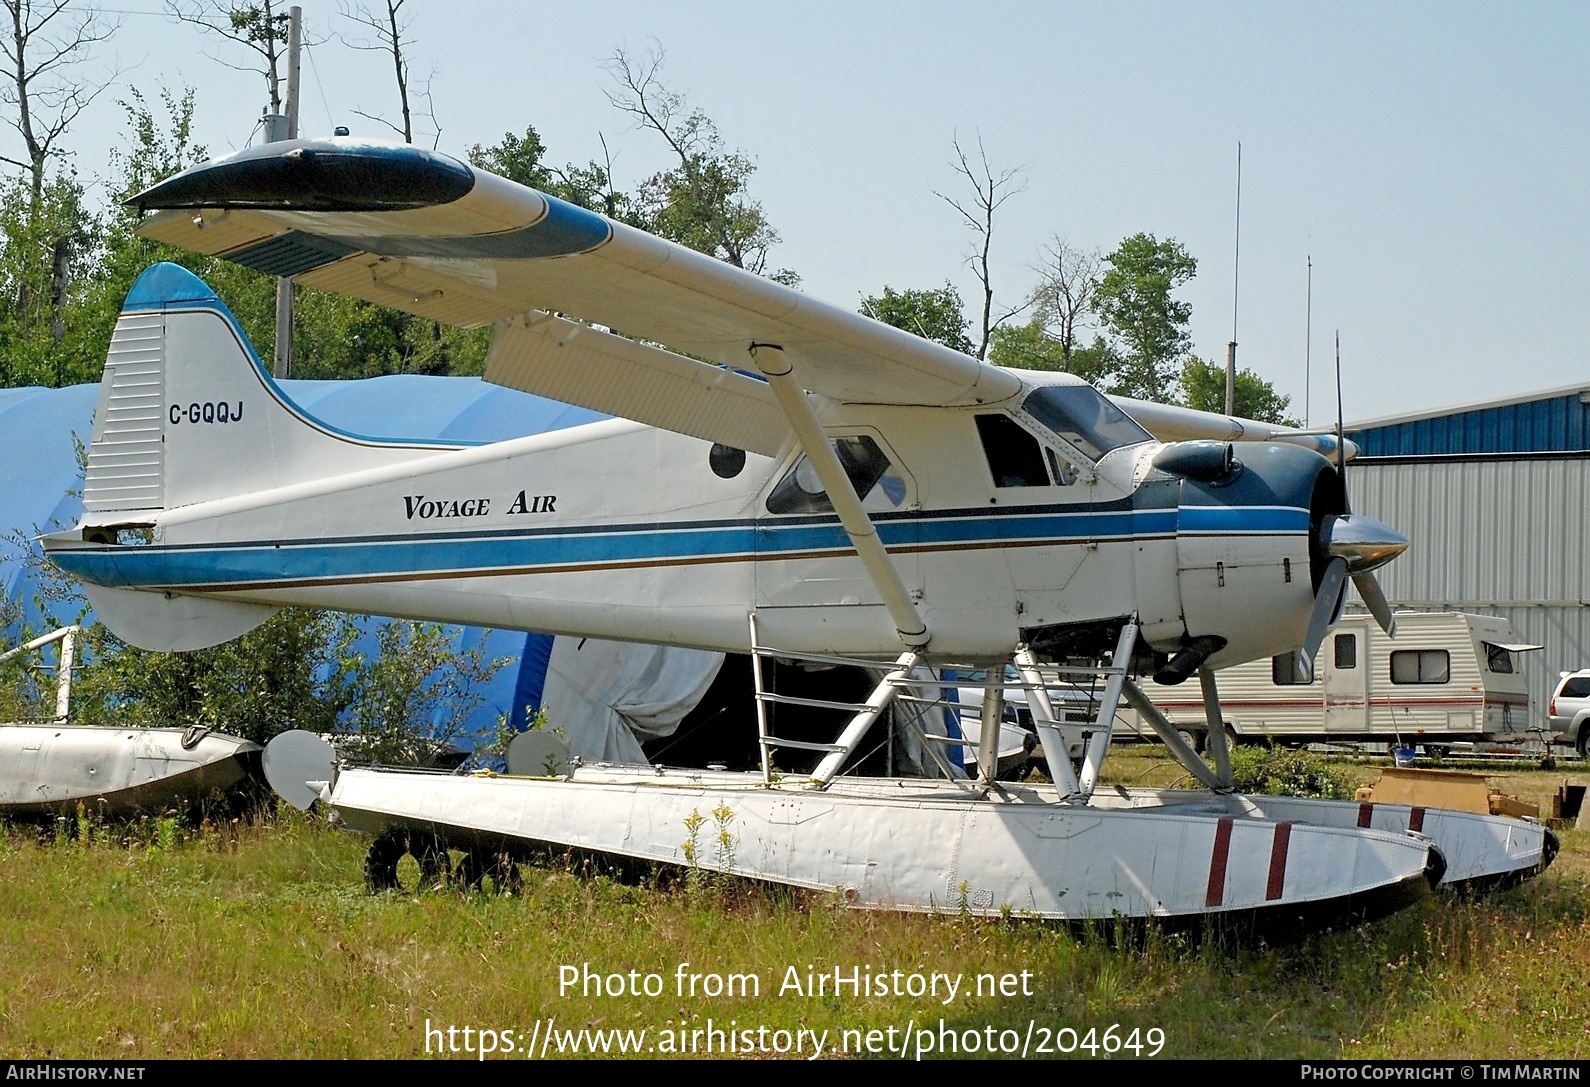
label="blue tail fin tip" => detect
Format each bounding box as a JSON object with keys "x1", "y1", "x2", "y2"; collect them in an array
[{"x1": 123, "y1": 262, "x2": 219, "y2": 311}]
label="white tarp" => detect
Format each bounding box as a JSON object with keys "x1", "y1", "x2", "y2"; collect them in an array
[{"x1": 540, "y1": 637, "x2": 725, "y2": 765}]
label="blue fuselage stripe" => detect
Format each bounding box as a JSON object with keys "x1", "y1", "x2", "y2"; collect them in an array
[{"x1": 53, "y1": 506, "x2": 1305, "y2": 590}]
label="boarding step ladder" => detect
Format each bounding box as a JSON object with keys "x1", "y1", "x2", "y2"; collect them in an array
[
  {"x1": 746, "y1": 614, "x2": 937, "y2": 787},
  {"x1": 877, "y1": 622, "x2": 1140, "y2": 801},
  {"x1": 746, "y1": 615, "x2": 1184, "y2": 803}
]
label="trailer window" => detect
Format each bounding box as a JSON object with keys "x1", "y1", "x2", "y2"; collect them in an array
[
  {"x1": 1485, "y1": 644, "x2": 1515, "y2": 674},
  {"x1": 1272, "y1": 652, "x2": 1318, "y2": 685},
  {"x1": 1334, "y1": 633, "x2": 1357, "y2": 669},
  {"x1": 1391, "y1": 649, "x2": 1450, "y2": 685}
]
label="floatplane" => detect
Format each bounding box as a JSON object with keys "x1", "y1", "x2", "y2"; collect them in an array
[
  {"x1": 40, "y1": 138, "x2": 1553, "y2": 925},
  {"x1": 0, "y1": 627, "x2": 260, "y2": 816}
]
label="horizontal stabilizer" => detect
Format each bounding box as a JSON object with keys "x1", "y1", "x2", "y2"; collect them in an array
[{"x1": 80, "y1": 580, "x2": 278, "y2": 651}]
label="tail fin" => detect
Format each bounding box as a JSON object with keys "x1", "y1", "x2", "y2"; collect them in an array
[
  {"x1": 84, "y1": 262, "x2": 450, "y2": 516},
  {"x1": 69, "y1": 263, "x2": 454, "y2": 652}
]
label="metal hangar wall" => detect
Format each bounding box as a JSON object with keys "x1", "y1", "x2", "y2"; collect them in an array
[{"x1": 1343, "y1": 382, "x2": 1590, "y2": 721}]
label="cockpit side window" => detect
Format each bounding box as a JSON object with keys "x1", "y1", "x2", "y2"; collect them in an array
[
  {"x1": 1021, "y1": 385, "x2": 1152, "y2": 461},
  {"x1": 975, "y1": 414, "x2": 1051, "y2": 488},
  {"x1": 766, "y1": 435, "x2": 908, "y2": 515}
]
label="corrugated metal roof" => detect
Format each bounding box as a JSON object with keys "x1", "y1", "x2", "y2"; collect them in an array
[{"x1": 1347, "y1": 386, "x2": 1590, "y2": 457}]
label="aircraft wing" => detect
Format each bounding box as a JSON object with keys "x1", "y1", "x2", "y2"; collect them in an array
[
  {"x1": 1110, "y1": 395, "x2": 1357, "y2": 460},
  {"x1": 131, "y1": 139, "x2": 1021, "y2": 456}
]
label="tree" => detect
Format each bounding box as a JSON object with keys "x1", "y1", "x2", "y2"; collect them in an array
[
  {"x1": 167, "y1": 1, "x2": 291, "y2": 116},
  {"x1": 1, "y1": 0, "x2": 118, "y2": 202},
  {"x1": 469, "y1": 125, "x2": 551, "y2": 189},
  {"x1": 0, "y1": 169, "x2": 94, "y2": 381},
  {"x1": 1026, "y1": 235, "x2": 1102, "y2": 364},
  {"x1": 0, "y1": 0, "x2": 118, "y2": 350},
  {"x1": 859, "y1": 284, "x2": 973, "y2": 354},
  {"x1": 12, "y1": 85, "x2": 222, "y2": 389},
  {"x1": 987, "y1": 235, "x2": 1113, "y2": 383},
  {"x1": 1181, "y1": 356, "x2": 1300, "y2": 425},
  {"x1": 933, "y1": 132, "x2": 1027, "y2": 360},
  {"x1": 1093, "y1": 233, "x2": 1197, "y2": 402},
  {"x1": 604, "y1": 43, "x2": 792, "y2": 282},
  {"x1": 987, "y1": 323, "x2": 1117, "y2": 386}
]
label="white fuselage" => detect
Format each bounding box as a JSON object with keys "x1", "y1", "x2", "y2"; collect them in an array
[
  {"x1": 58, "y1": 400, "x2": 1318, "y2": 665},
  {"x1": 48, "y1": 297, "x2": 1327, "y2": 666}
]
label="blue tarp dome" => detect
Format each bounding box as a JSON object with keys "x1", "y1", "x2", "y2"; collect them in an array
[{"x1": 0, "y1": 374, "x2": 607, "y2": 748}]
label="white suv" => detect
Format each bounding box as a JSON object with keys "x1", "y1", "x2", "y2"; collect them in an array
[{"x1": 1549, "y1": 670, "x2": 1590, "y2": 757}]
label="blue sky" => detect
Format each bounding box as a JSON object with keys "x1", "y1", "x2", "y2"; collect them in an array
[{"x1": 34, "y1": 1, "x2": 1590, "y2": 421}]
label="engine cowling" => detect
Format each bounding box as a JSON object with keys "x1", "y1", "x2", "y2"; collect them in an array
[{"x1": 1154, "y1": 442, "x2": 1403, "y2": 682}]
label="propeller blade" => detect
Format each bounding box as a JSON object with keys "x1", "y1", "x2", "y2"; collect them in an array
[
  {"x1": 1298, "y1": 557, "x2": 1349, "y2": 682},
  {"x1": 1354, "y1": 570, "x2": 1398, "y2": 637}
]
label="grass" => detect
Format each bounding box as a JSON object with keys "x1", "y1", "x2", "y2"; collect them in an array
[{"x1": 0, "y1": 756, "x2": 1587, "y2": 1060}]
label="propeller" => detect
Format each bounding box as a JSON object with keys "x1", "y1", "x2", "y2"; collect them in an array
[{"x1": 1297, "y1": 334, "x2": 1405, "y2": 678}]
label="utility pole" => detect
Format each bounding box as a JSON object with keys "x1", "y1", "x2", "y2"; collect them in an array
[{"x1": 271, "y1": 5, "x2": 303, "y2": 379}]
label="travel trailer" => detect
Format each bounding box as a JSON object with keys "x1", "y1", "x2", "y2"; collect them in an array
[{"x1": 1121, "y1": 612, "x2": 1540, "y2": 751}]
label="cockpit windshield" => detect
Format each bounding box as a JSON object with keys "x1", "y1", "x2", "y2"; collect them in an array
[{"x1": 1021, "y1": 385, "x2": 1153, "y2": 461}]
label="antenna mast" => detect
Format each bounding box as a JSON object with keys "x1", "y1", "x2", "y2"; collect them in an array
[
  {"x1": 1304, "y1": 255, "x2": 1313, "y2": 427},
  {"x1": 1225, "y1": 142, "x2": 1241, "y2": 415}
]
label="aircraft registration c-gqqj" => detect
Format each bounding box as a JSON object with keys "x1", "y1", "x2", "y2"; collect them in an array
[{"x1": 43, "y1": 138, "x2": 1437, "y2": 927}]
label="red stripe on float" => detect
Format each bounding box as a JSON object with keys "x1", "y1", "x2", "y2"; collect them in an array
[
  {"x1": 1357, "y1": 803, "x2": 1374, "y2": 828},
  {"x1": 1409, "y1": 806, "x2": 1425, "y2": 832},
  {"x1": 1206, "y1": 817, "x2": 1234, "y2": 907},
  {"x1": 1266, "y1": 823, "x2": 1293, "y2": 900}
]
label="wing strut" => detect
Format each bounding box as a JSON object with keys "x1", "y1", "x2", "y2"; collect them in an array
[
  {"x1": 1013, "y1": 645, "x2": 1082, "y2": 797},
  {"x1": 1198, "y1": 665, "x2": 1235, "y2": 787},
  {"x1": 1120, "y1": 680, "x2": 1231, "y2": 792},
  {"x1": 749, "y1": 344, "x2": 930, "y2": 648}
]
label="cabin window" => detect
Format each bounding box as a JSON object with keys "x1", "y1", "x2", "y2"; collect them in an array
[
  {"x1": 1021, "y1": 385, "x2": 1152, "y2": 460},
  {"x1": 766, "y1": 435, "x2": 907, "y2": 515},
  {"x1": 975, "y1": 414, "x2": 1052, "y2": 487},
  {"x1": 1485, "y1": 644, "x2": 1515, "y2": 674},
  {"x1": 1272, "y1": 652, "x2": 1317, "y2": 685},
  {"x1": 709, "y1": 443, "x2": 747, "y2": 479},
  {"x1": 1334, "y1": 633, "x2": 1357, "y2": 669},
  {"x1": 1391, "y1": 649, "x2": 1450, "y2": 685},
  {"x1": 1045, "y1": 448, "x2": 1077, "y2": 486}
]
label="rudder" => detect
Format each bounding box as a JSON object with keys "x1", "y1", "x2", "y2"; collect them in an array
[{"x1": 85, "y1": 262, "x2": 449, "y2": 517}]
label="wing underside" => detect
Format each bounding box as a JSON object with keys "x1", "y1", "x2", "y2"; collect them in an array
[
  {"x1": 134, "y1": 139, "x2": 1344, "y2": 460},
  {"x1": 133, "y1": 140, "x2": 1022, "y2": 450}
]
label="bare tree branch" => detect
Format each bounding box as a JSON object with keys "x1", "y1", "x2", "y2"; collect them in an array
[
  {"x1": 339, "y1": 0, "x2": 420, "y2": 144},
  {"x1": 166, "y1": 1, "x2": 291, "y2": 114},
  {"x1": 1027, "y1": 234, "x2": 1103, "y2": 362},
  {"x1": 2, "y1": 0, "x2": 122, "y2": 200},
  {"x1": 932, "y1": 131, "x2": 1028, "y2": 360},
  {"x1": 603, "y1": 40, "x2": 690, "y2": 164},
  {"x1": 603, "y1": 40, "x2": 779, "y2": 273}
]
